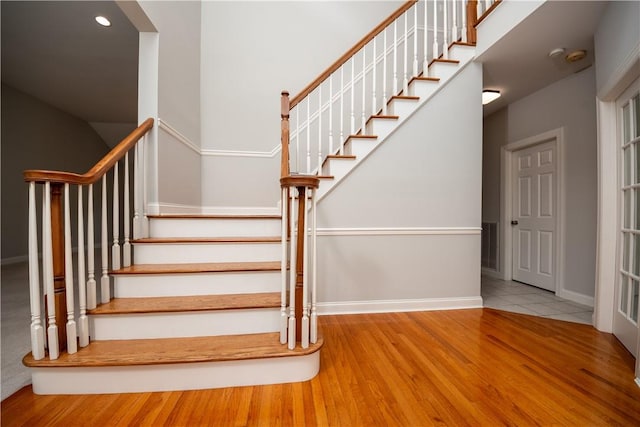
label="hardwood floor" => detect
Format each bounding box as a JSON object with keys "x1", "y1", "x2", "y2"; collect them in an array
[{"x1": 3, "y1": 309, "x2": 640, "y2": 426}]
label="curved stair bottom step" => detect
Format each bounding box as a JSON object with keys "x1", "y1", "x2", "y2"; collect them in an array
[{"x1": 30, "y1": 350, "x2": 321, "y2": 395}]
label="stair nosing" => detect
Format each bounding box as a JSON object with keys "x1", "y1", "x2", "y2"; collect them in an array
[
  {"x1": 110, "y1": 261, "x2": 281, "y2": 275},
  {"x1": 23, "y1": 332, "x2": 324, "y2": 368}
]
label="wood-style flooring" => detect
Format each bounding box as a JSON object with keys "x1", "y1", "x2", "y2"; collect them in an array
[{"x1": 3, "y1": 308, "x2": 640, "y2": 426}]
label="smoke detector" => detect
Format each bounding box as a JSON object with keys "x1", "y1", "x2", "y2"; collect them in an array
[{"x1": 548, "y1": 48, "x2": 565, "y2": 58}]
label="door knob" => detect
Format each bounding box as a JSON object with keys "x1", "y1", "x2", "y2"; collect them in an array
[{"x1": 511, "y1": 220, "x2": 519, "y2": 225}]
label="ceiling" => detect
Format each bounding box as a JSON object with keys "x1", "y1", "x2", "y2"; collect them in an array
[
  {"x1": 1, "y1": 1, "x2": 138, "y2": 130},
  {"x1": 478, "y1": 0, "x2": 609, "y2": 116}
]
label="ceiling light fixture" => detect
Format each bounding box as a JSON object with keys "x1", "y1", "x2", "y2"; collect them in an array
[
  {"x1": 566, "y1": 49, "x2": 587, "y2": 63},
  {"x1": 482, "y1": 90, "x2": 501, "y2": 105},
  {"x1": 95, "y1": 16, "x2": 111, "y2": 27}
]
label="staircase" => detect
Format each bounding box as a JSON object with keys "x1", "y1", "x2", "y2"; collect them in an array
[{"x1": 24, "y1": 214, "x2": 322, "y2": 394}]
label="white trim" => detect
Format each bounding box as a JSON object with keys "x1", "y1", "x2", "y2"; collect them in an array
[
  {"x1": 555, "y1": 288, "x2": 595, "y2": 308},
  {"x1": 317, "y1": 296, "x2": 483, "y2": 315},
  {"x1": 595, "y1": 100, "x2": 618, "y2": 332},
  {"x1": 500, "y1": 128, "x2": 565, "y2": 297},
  {"x1": 147, "y1": 202, "x2": 201, "y2": 214},
  {"x1": 201, "y1": 146, "x2": 279, "y2": 158},
  {"x1": 201, "y1": 206, "x2": 281, "y2": 216},
  {"x1": 598, "y1": 43, "x2": 640, "y2": 101},
  {"x1": 316, "y1": 227, "x2": 481, "y2": 236},
  {"x1": 481, "y1": 267, "x2": 503, "y2": 280},
  {"x1": 158, "y1": 119, "x2": 201, "y2": 155}
]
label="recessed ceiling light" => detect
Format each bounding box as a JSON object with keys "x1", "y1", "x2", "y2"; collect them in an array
[
  {"x1": 95, "y1": 16, "x2": 111, "y2": 27},
  {"x1": 482, "y1": 90, "x2": 501, "y2": 105}
]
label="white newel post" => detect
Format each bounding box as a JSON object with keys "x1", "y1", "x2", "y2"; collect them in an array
[
  {"x1": 310, "y1": 187, "x2": 318, "y2": 344},
  {"x1": 28, "y1": 182, "x2": 45, "y2": 360},
  {"x1": 77, "y1": 185, "x2": 89, "y2": 347},
  {"x1": 63, "y1": 184, "x2": 78, "y2": 354},
  {"x1": 280, "y1": 187, "x2": 288, "y2": 344},
  {"x1": 287, "y1": 187, "x2": 298, "y2": 350},
  {"x1": 43, "y1": 182, "x2": 59, "y2": 360}
]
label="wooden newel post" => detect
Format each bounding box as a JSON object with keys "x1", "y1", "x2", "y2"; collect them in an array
[
  {"x1": 466, "y1": 1, "x2": 478, "y2": 44},
  {"x1": 50, "y1": 183, "x2": 68, "y2": 351},
  {"x1": 281, "y1": 91, "x2": 291, "y2": 179}
]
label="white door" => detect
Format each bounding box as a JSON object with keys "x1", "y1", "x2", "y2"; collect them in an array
[
  {"x1": 614, "y1": 79, "x2": 640, "y2": 357},
  {"x1": 511, "y1": 140, "x2": 556, "y2": 291}
]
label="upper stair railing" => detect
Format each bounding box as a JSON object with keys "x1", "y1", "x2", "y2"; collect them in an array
[
  {"x1": 278, "y1": 0, "x2": 499, "y2": 348},
  {"x1": 23, "y1": 118, "x2": 154, "y2": 360}
]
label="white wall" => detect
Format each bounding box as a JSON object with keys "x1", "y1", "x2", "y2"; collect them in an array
[
  {"x1": 1, "y1": 84, "x2": 110, "y2": 260},
  {"x1": 316, "y1": 62, "x2": 483, "y2": 310},
  {"x1": 482, "y1": 67, "x2": 598, "y2": 301},
  {"x1": 200, "y1": 1, "x2": 401, "y2": 209},
  {"x1": 482, "y1": 107, "x2": 507, "y2": 223},
  {"x1": 138, "y1": 1, "x2": 202, "y2": 211}
]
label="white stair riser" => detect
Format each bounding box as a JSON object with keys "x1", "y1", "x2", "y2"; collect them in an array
[
  {"x1": 345, "y1": 139, "x2": 376, "y2": 158},
  {"x1": 323, "y1": 158, "x2": 356, "y2": 180},
  {"x1": 114, "y1": 271, "x2": 281, "y2": 298},
  {"x1": 150, "y1": 218, "x2": 281, "y2": 238},
  {"x1": 428, "y1": 62, "x2": 458, "y2": 81},
  {"x1": 90, "y1": 308, "x2": 280, "y2": 340},
  {"x1": 365, "y1": 119, "x2": 397, "y2": 140},
  {"x1": 448, "y1": 45, "x2": 475, "y2": 63},
  {"x1": 134, "y1": 242, "x2": 281, "y2": 264},
  {"x1": 388, "y1": 99, "x2": 419, "y2": 118},
  {"x1": 410, "y1": 81, "x2": 438, "y2": 99},
  {"x1": 31, "y1": 352, "x2": 320, "y2": 395}
]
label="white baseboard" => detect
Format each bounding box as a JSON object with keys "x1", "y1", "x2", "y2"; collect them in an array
[
  {"x1": 481, "y1": 267, "x2": 503, "y2": 280},
  {"x1": 317, "y1": 296, "x2": 483, "y2": 315},
  {"x1": 200, "y1": 206, "x2": 280, "y2": 216},
  {"x1": 556, "y1": 288, "x2": 595, "y2": 308}
]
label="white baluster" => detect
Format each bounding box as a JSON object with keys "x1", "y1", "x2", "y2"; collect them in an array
[
  {"x1": 101, "y1": 175, "x2": 110, "y2": 303},
  {"x1": 383, "y1": 28, "x2": 388, "y2": 114},
  {"x1": 423, "y1": 0, "x2": 429, "y2": 73},
  {"x1": 306, "y1": 99, "x2": 311, "y2": 173},
  {"x1": 287, "y1": 187, "x2": 297, "y2": 350},
  {"x1": 413, "y1": 4, "x2": 419, "y2": 78},
  {"x1": 461, "y1": 0, "x2": 467, "y2": 43},
  {"x1": 123, "y1": 152, "x2": 131, "y2": 267},
  {"x1": 477, "y1": 1, "x2": 482, "y2": 22},
  {"x1": 350, "y1": 58, "x2": 355, "y2": 135},
  {"x1": 301, "y1": 188, "x2": 310, "y2": 349},
  {"x1": 280, "y1": 187, "x2": 288, "y2": 344},
  {"x1": 112, "y1": 162, "x2": 120, "y2": 271},
  {"x1": 403, "y1": 11, "x2": 409, "y2": 93},
  {"x1": 485, "y1": 0, "x2": 491, "y2": 15},
  {"x1": 393, "y1": 21, "x2": 398, "y2": 95},
  {"x1": 451, "y1": 0, "x2": 458, "y2": 43},
  {"x1": 361, "y1": 45, "x2": 367, "y2": 131},
  {"x1": 372, "y1": 37, "x2": 377, "y2": 116},
  {"x1": 64, "y1": 184, "x2": 77, "y2": 354},
  {"x1": 133, "y1": 144, "x2": 141, "y2": 239},
  {"x1": 442, "y1": 0, "x2": 449, "y2": 59},
  {"x1": 433, "y1": 0, "x2": 439, "y2": 60},
  {"x1": 318, "y1": 85, "x2": 322, "y2": 172},
  {"x1": 43, "y1": 182, "x2": 59, "y2": 360},
  {"x1": 329, "y1": 75, "x2": 334, "y2": 155},
  {"x1": 141, "y1": 135, "x2": 149, "y2": 238},
  {"x1": 310, "y1": 187, "x2": 318, "y2": 344},
  {"x1": 340, "y1": 65, "x2": 345, "y2": 153},
  {"x1": 28, "y1": 183, "x2": 45, "y2": 360},
  {"x1": 87, "y1": 184, "x2": 96, "y2": 310},
  {"x1": 77, "y1": 186, "x2": 89, "y2": 347},
  {"x1": 296, "y1": 107, "x2": 300, "y2": 172}
]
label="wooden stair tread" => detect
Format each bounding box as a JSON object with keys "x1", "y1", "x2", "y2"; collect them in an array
[
  {"x1": 317, "y1": 175, "x2": 334, "y2": 180},
  {"x1": 410, "y1": 76, "x2": 440, "y2": 83},
  {"x1": 147, "y1": 214, "x2": 280, "y2": 220},
  {"x1": 390, "y1": 95, "x2": 419, "y2": 101},
  {"x1": 347, "y1": 134, "x2": 377, "y2": 140},
  {"x1": 450, "y1": 41, "x2": 476, "y2": 47},
  {"x1": 326, "y1": 155, "x2": 356, "y2": 159},
  {"x1": 89, "y1": 293, "x2": 281, "y2": 315},
  {"x1": 369, "y1": 115, "x2": 399, "y2": 120},
  {"x1": 132, "y1": 236, "x2": 281, "y2": 244},
  {"x1": 429, "y1": 58, "x2": 460, "y2": 66},
  {"x1": 23, "y1": 332, "x2": 324, "y2": 367},
  {"x1": 111, "y1": 261, "x2": 281, "y2": 275}
]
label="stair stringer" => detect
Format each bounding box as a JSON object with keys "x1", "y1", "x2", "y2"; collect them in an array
[{"x1": 317, "y1": 46, "x2": 477, "y2": 201}]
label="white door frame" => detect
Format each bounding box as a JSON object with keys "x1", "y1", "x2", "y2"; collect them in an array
[{"x1": 500, "y1": 127, "x2": 565, "y2": 297}]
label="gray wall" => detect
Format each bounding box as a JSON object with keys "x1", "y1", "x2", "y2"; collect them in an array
[
  {"x1": 482, "y1": 66, "x2": 598, "y2": 300},
  {"x1": 316, "y1": 62, "x2": 483, "y2": 306},
  {"x1": 1, "y1": 84, "x2": 109, "y2": 260},
  {"x1": 200, "y1": 1, "x2": 402, "y2": 208}
]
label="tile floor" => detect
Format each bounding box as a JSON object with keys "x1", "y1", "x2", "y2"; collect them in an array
[{"x1": 481, "y1": 275, "x2": 594, "y2": 325}]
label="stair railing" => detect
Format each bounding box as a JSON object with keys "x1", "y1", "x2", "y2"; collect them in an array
[
  {"x1": 23, "y1": 118, "x2": 154, "y2": 360},
  {"x1": 278, "y1": 0, "x2": 499, "y2": 348}
]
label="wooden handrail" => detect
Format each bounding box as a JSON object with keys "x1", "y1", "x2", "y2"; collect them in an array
[
  {"x1": 289, "y1": 0, "x2": 417, "y2": 109},
  {"x1": 24, "y1": 118, "x2": 154, "y2": 185}
]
